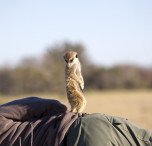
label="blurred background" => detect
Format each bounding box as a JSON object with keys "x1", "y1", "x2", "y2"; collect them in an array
[{"x1": 0, "y1": 1, "x2": 152, "y2": 129}]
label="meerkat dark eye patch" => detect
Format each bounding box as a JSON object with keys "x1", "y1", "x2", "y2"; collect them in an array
[
  {"x1": 76, "y1": 54, "x2": 78, "y2": 58},
  {"x1": 70, "y1": 59, "x2": 73, "y2": 63}
]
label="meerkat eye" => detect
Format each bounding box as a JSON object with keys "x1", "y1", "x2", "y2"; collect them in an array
[
  {"x1": 76, "y1": 54, "x2": 78, "y2": 58},
  {"x1": 65, "y1": 60, "x2": 68, "y2": 63},
  {"x1": 70, "y1": 59, "x2": 73, "y2": 63}
]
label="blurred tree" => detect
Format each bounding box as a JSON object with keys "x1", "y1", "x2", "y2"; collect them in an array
[
  {"x1": 14, "y1": 67, "x2": 49, "y2": 94},
  {"x1": 0, "y1": 69, "x2": 16, "y2": 94},
  {"x1": 0, "y1": 41, "x2": 152, "y2": 95},
  {"x1": 41, "y1": 42, "x2": 89, "y2": 94}
]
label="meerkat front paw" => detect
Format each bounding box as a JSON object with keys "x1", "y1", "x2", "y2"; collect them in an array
[
  {"x1": 79, "y1": 83, "x2": 84, "y2": 92},
  {"x1": 80, "y1": 82, "x2": 84, "y2": 91},
  {"x1": 82, "y1": 83, "x2": 84, "y2": 90}
]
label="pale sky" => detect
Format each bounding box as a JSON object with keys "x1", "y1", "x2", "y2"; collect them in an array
[{"x1": 0, "y1": 0, "x2": 152, "y2": 67}]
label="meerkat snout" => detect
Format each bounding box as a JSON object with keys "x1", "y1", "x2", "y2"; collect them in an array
[{"x1": 64, "y1": 51, "x2": 79, "y2": 68}]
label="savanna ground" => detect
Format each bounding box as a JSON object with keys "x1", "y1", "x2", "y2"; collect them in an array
[{"x1": 0, "y1": 90, "x2": 152, "y2": 130}]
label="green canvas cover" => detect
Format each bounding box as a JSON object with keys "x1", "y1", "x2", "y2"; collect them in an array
[{"x1": 66, "y1": 114, "x2": 152, "y2": 146}]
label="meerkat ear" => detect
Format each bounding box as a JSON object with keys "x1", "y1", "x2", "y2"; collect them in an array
[
  {"x1": 63, "y1": 54, "x2": 68, "y2": 63},
  {"x1": 63, "y1": 53, "x2": 66, "y2": 60}
]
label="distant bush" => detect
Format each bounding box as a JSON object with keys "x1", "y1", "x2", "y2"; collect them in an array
[{"x1": 0, "y1": 42, "x2": 152, "y2": 95}]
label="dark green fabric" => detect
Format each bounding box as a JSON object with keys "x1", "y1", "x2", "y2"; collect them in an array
[{"x1": 66, "y1": 114, "x2": 152, "y2": 146}]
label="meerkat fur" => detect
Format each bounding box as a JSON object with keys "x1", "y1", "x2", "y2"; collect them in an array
[{"x1": 64, "y1": 51, "x2": 86, "y2": 113}]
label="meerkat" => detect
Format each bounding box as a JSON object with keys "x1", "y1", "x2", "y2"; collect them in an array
[{"x1": 64, "y1": 51, "x2": 86, "y2": 114}]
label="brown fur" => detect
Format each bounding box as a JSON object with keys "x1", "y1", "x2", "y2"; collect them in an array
[{"x1": 64, "y1": 51, "x2": 86, "y2": 113}]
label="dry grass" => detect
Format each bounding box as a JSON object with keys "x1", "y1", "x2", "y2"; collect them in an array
[
  {"x1": 83, "y1": 90, "x2": 152, "y2": 130},
  {"x1": 0, "y1": 90, "x2": 152, "y2": 130}
]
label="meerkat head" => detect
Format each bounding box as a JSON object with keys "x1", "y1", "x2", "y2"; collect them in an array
[{"x1": 64, "y1": 51, "x2": 79, "y2": 68}]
